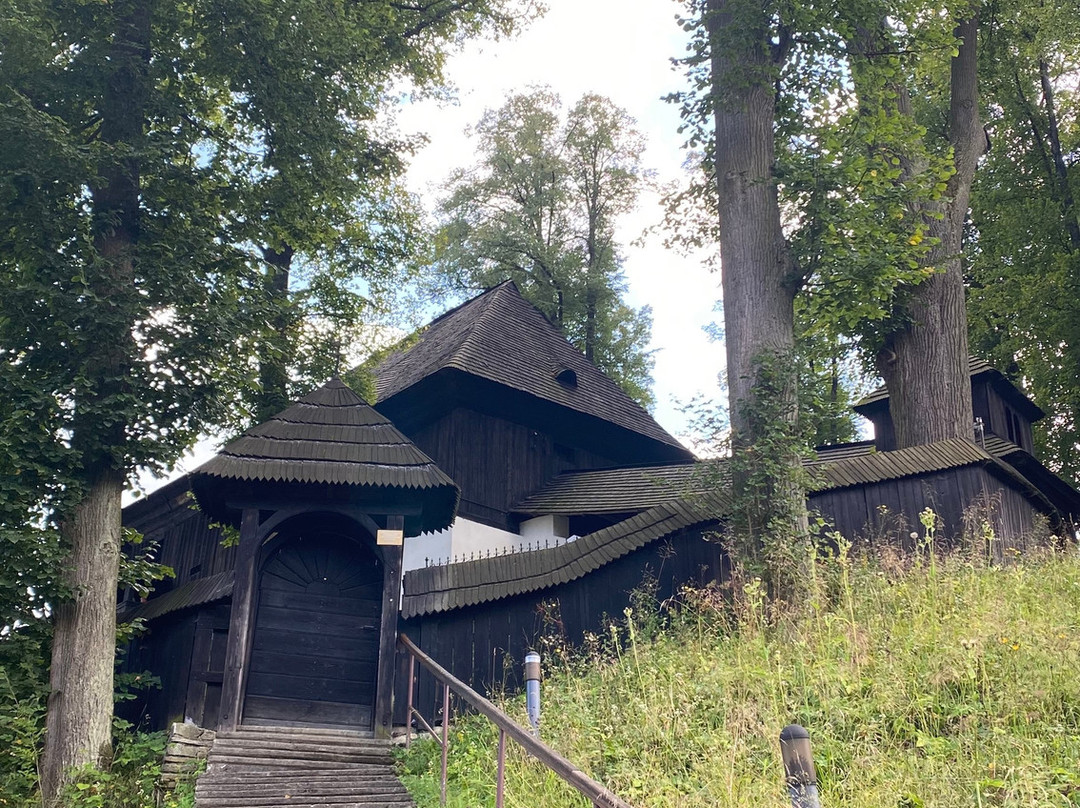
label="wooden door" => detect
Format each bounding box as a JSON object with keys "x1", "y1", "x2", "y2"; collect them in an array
[{"x1": 243, "y1": 534, "x2": 382, "y2": 729}]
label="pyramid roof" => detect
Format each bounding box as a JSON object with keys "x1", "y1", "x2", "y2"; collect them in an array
[
  {"x1": 191, "y1": 379, "x2": 458, "y2": 533},
  {"x1": 374, "y1": 282, "x2": 688, "y2": 455}
]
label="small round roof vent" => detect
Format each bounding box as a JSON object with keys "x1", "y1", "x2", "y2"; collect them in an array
[{"x1": 554, "y1": 365, "x2": 578, "y2": 389}]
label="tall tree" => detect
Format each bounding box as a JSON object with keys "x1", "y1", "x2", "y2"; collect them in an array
[
  {"x1": 667, "y1": 0, "x2": 812, "y2": 597},
  {"x1": 204, "y1": 2, "x2": 461, "y2": 421},
  {"x1": 676, "y1": 0, "x2": 987, "y2": 444},
  {"x1": 967, "y1": 0, "x2": 1080, "y2": 484},
  {"x1": 434, "y1": 89, "x2": 655, "y2": 407},
  {"x1": 0, "y1": 0, "x2": 530, "y2": 798},
  {"x1": 672, "y1": 0, "x2": 991, "y2": 588},
  {"x1": 838, "y1": 4, "x2": 985, "y2": 448}
]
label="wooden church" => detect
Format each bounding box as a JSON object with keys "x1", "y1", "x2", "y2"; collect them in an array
[{"x1": 120, "y1": 282, "x2": 1080, "y2": 737}]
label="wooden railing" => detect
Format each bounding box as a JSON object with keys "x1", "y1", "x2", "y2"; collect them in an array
[{"x1": 398, "y1": 632, "x2": 635, "y2": 808}]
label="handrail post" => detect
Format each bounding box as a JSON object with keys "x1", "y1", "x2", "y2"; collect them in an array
[
  {"x1": 405, "y1": 654, "x2": 416, "y2": 749},
  {"x1": 440, "y1": 682, "x2": 450, "y2": 806},
  {"x1": 398, "y1": 633, "x2": 637, "y2": 808},
  {"x1": 496, "y1": 728, "x2": 506, "y2": 808}
]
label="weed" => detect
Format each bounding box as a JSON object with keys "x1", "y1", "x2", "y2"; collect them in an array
[{"x1": 400, "y1": 549, "x2": 1080, "y2": 807}]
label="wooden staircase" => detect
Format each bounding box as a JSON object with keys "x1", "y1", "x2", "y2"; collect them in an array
[{"x1": 194, "y1": 726, "x2": 413, "y2": 808}]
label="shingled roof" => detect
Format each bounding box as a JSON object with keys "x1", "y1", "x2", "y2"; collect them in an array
[
  {"x1": 402, "y1": 493, "x2": 727, "y2": 618},
  {"x1": 191, "y1": 379, "x2": 459, "y2": 534},
  {"x1": 514, "y1": 463, "x2": 700, "y2": 516},
  {"x1": 373, "y1": 282, "x2": 688, "y2": 454},
  {"x1": 407, "y1": 436, "x2": 1076, "y2": 617},
  {"x1": 123, "y1": 571, "x2": 234, "y2": 623},
  {"x1": 511, "y1": 439, "x2": 1042, "y2": 517}
]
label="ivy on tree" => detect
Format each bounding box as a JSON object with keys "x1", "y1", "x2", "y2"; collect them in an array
[{"x1": 669, "y1": 0, "x2": 994, "y2": 597}]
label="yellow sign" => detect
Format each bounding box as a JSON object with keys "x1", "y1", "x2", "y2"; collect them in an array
[{"x1": 377, "y1": 529, "x2": 404, "y2": 546}]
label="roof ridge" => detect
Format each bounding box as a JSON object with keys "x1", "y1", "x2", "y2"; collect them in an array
[
  {"x1": 372, "y1": 283, "x2": 689, "y2": 454},
  {"x1": 444, "y1": 283, "x2": 518, "y2": 371},
  {"x1": 413, "y1": 281, "x2": 517, "y2": 334},
  {"x1": 401, "y1": 495, "x2": 725, "y2": 617},
  {"x1": 191, "y1": 377, "x2": 460, "y2": 533}
]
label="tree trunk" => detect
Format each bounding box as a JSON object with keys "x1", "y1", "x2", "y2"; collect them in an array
[
  {"x1": 40, "y1": 1, "x2": 149, "y2": 798},
  {"x1": 257, "y1": 244, "x2": 294, "y2": 422},
  {"x1": 40, "y1": 472, "x2": 124, "y2": 801},
  {"x1": 708, "y1": 0, "x2": 809, "y2": 594},
  {"x1": 708, "y1": 1, "x2": 800, "y2": 435},
  {"x1": 877, "y1": 16, "x2": 983, "y2": 447},
  {"x1": 1038, "y1": 58, "x2": 1080, "y2": 251}
]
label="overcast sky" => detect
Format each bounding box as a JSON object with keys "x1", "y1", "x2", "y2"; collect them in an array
[{"x1": 395, "y1": 0, "x2": 726, "y2": 444}]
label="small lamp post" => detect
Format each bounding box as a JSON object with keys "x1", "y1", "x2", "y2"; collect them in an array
[
  {"x1": 780, "y1": 724, "x2": 821, "y2": 808},
  {"x1": 524, "y1": 651, "x2": 541, "y2": 736}
]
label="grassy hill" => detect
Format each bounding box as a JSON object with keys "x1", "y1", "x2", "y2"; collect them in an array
[{"x1": 397, "y1": 545, "x2": 1080, "y2": 807}]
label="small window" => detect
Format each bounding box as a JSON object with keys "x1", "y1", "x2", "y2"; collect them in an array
[
  {"x1": 554, "y1": 366, "x2": 578, "y2": 388},
  {"x1": 1004, "y1": 406, "x2": 1025, "y2": 448}
]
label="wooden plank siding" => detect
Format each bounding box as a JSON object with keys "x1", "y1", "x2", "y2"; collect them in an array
[
  {"x1": 408, "y1": 407, "x2": 623, "y2": 530},
  {"x1": 243, "y1": 535, "x2": 383, "y2": 731},
  {"x1": 808, "y1": 465, "x2": 1051, "y2": 554},
  {"x1": 395, "y1": 524, "x2": 724, "y2": 720},
  {"x1": 130, "y1": 504, "x2": 237, "y2": 595}
]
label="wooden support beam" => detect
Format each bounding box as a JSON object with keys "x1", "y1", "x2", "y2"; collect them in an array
[
  {"x1": 225, "y1": 500, "x2": 421, "y2": 517},
  {"x1": 374, "y1": 514, "x2": 405, "y2": 739},
  {"x1": 217, "y1": 508, "x2": 260, "y2": 731}
]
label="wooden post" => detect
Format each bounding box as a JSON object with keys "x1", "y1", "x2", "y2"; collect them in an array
[
  {"x1": 218, "y1": 508, "x2": 260, "y2": 732},
  {"x1": 374, "y1": 514, "x2": 404, "y2": 739}
]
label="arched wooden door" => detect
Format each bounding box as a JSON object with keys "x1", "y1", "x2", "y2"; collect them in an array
[{"x1": 243, "y1": 533, "x2": 382, "y2": 730}]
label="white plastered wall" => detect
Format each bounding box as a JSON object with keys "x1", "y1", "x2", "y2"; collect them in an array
[{"x1": 402, "y1": 514, "x2": 570, "y2": 572}]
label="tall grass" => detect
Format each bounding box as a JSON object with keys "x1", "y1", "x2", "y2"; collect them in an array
[{"x1": 397, "y1": 547, "x2": 1080, "y2": 807}]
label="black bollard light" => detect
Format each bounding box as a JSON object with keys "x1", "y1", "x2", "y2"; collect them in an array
[
  {"x1": 779, "y1": 724, "x2": 821, "y2": 808},
  {"x1": 524, "y1": 651, "x2": 541, "y2": 736}
]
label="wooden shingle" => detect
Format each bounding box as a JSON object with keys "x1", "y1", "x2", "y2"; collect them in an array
[
  {"x1": 191, "y1": 379, "x2": 458, "y2": 533},
  {"x1": 400, "y1": 493, "x2": 726, "y2": 618},
  {"x1": 373, "y1": 282, "x2": 689, "y2": 455}
]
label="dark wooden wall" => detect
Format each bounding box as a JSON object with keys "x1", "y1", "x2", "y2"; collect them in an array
[
  {"x1": 126, "y1": 498, "x2": 236, "y2": 595},
  {"x1": 395, "y1": 526, "x2": 724, "y2": 723},
  {"x1": 870, "y1": 380, "x2": 1036, "y2": 454},
  {"x1": 809, "y1": 465, "x2": 1049, "y2": 554},
  {"x1": 979, "y1": 381, "x2": 1035, "y2": 452},
  {"x1": 119, "y1": 603, "x2": 230, "y2": 730},
  {"x1": 185, "y1": 604, "x2": 231, "y2": 730},
  {"x1": 408, "y1": 407, "x2": 622, "y2": 530}
]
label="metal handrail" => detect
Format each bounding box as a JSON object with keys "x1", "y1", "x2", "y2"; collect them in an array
[{"x1": 398, "y1": 632, "x2": 635, "y2": 808}]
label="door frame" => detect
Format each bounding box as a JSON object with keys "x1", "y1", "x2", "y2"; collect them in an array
[{"x1": 217, "y1": 505, "x2": 404, "y2": 737}]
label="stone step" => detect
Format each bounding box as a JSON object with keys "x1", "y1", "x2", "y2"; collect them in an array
[
  {"x1": 196, "y1": 777, "x2": 403, "y2": 790},
  {"x1": 198, "y1": 771, "x2": 398, "y2": 785},
  {"x1": 206, "y1": 756, "x2": 396, "y2": 770},
  {"x1": 216, "y1": 733, "x2": 388, "y2": 751},
  {"x1": 197, "y1": 781, "x2": 405, "y2": 795},
  {"x1": 197, "y1": 790, "x2": 409, "y2": 804}
]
